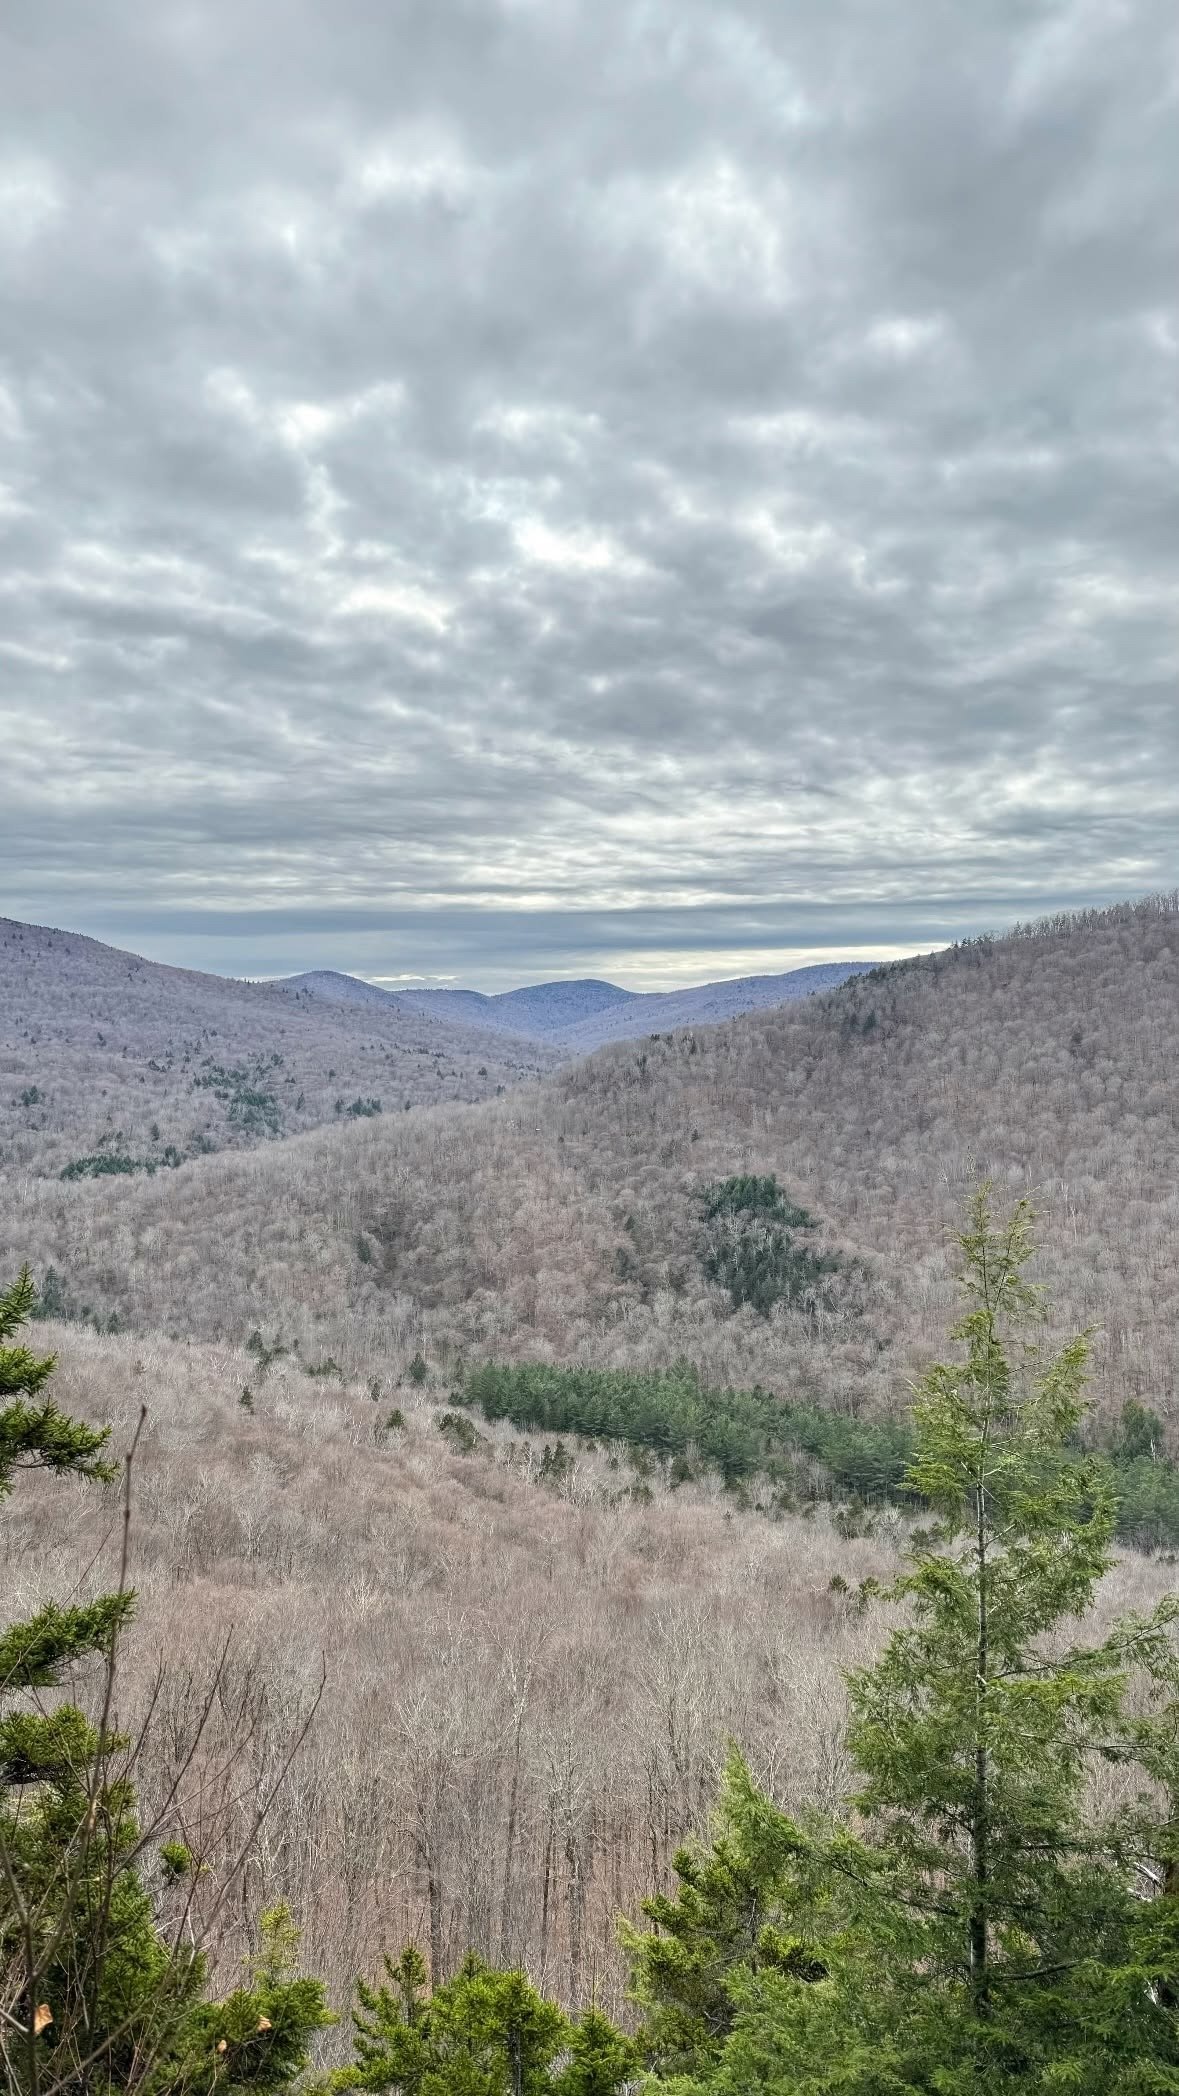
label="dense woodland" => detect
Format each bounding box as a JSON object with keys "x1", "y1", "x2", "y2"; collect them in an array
[
  {"x1": 4, "y1": 896, "x2": 1179, "y2": 2089},
  {"x1": 0, "y1": 917, "x2": 558, "y2": 1180},
  {"x1": 5, "y1": 1199, "x2": 1179, "y2": 2091},
  {"x1": 4, "y1": 895, "x2": 1179, "y2": 1433}
]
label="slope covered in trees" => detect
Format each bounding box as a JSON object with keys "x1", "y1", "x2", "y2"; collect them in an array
[
  {"x1": 4, "y1": 895, "x2": 1178, "y2": 1445},
  {"x1": 0, "y1": 916, "x2": 558, "y2": 1180},
  {"x1": 3, "y1": 1287, "x2": 900, "y2": 2038},
  {"x1": 5, "y1": 1199, "x2": 1179, "y2": 2090},
  {"x1": 6, "y1": 898, "x2": 1179, "y2": 2087}
]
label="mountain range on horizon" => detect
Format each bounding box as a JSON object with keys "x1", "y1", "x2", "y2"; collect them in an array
[
  {"x1": 0, "y1": 913, "x2": 878, "y2": 1178},
  {"x1": 276, "y1": 959, "x2": 879, "y2": 1047}
]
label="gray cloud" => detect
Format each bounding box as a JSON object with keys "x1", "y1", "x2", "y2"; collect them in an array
[{"x1": 2, "y1": 0, "x2": 1177, "y2": 987}]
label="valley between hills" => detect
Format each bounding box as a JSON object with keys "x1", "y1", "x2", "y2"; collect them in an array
[{"x1": 3, "y1": 893, "x2": 1178, "y2": 2030}]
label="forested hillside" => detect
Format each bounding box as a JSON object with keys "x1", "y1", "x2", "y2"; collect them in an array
[
  {"x1": 0, "y1": 916, "x2": 557, "y2": 1178},
  {"x1": 4, "y1": 1311, "x2": 899, "y2": 2022},
  {"x1": 6, "y1": 1196, "x2": 1179, "y2": 2089},
  {"x1": 6, "y1": 896, "x2": 1179, "y2": 2088},
  {"x1": 7, "y1": 896, "x2": 1177, "y2": 1439}
]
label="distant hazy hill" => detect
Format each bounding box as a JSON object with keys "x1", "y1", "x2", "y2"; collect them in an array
[
  {"x1": 400, "y1": 978, "x2": 636, "y2": 1037},
  {"x1": 280, "y1": 973, "x2": 636, "y2": 1036},
  {"x1": 277, "y1": 968, "x2": 400, "y2": 1009},
  {"x1": 0, "y1": 918, "x2": 557, "y2": 1179},
  {"x1": 548, "y1": 961, "x2": 878, "y2": 1049},
  {"x1": 279, "y1": 961, "x2": 876, "y2": 1046}
]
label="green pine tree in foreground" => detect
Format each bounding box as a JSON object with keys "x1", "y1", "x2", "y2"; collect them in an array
[
  {"x1": 0, "y1": 1261, "x2": 179, "y2": 2094},
  {"x1": 0, "y1": 1265, "x2": 333, "y2": 2094},
  {"x1": 630, "y1": 1190, "x2": 1179, "y2": 2094},
  {"x1": 323, "y1": 1942, "x2": 639, "y2": 2095}
]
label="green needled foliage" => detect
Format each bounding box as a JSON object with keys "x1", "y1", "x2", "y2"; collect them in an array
[
  {"x1": 0, "y1": 1266, "x2": 118, "y2": 1494},
  {"x1": 554, "y1": 2008, "x2": 640, "y2": 2096},
  {"x1": 326, "y1": 1946, "x2": 633, "y2": 2096},
  {"x1": 0, "y1": 1268, "x2": 331, "y2": 2095},
  {"x1": 461, "y1": 1360, "x2": 916, "y2": 1499},
  {"x1": 460, "y1": 1355, "x2": 1179, "y2": 1546},
  {"x1": 699, "y1": 1176, "x2": 843, "y2": 1319},
  {"x1": 832, "y1": 1189, "x2": 1179, "y2": 2087},
  {"x1": 634, "y1": 1191, "x2": 1179, "y2": 2095},
  {"x1": 623, "y1": 1750, "x2": 835, "y2": 2081},
  {"x1": 178, "y1": 1903, "x2": 334, "y2": 2094},
  {"x1": 424, "y1": 1956, "x2": 568, "y2": 2096},
  {"x1": 0, "y1": 1597, "x2": 135, "y2": 1694},
  {"x1": 0, "y1": 1265, "x2": 190, "y2": 2093},
  {"x1": 850, "y1": 1194, "x2": 1128, "y2": 1997}
]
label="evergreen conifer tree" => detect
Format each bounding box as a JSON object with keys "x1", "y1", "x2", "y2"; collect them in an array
[
  {"x1": 553, "y1": 2008, "x2": 638, "y2": 2095},
  {"x1": 330, "y1": 1945, "x2": 634, "y2": 2096},
  {"x1": 0, "y1": 1268, "x2": 332, "y2": 2094},
  {"x1": 622, "y1": 1752, "x2": 831, "y2": 2079},
  {"x1": 633, "y1": 1193, "x2": 1179, "y2": 2094},
  {"x1": 0, "y1": 1265, "x2": 189, "y2": 2092},
  {"x1": 177, "y1": 1902, "x2": 335, "y2": 2093}
]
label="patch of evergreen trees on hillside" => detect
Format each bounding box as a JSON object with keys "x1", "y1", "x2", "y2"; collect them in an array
[
  {"x1": 460, "y1": 1361, "x2": 1179, "y2": 1548},
  {"x1": 60, "y1": 1144, "x2": 185, "y2": 1181},
  {"x1": 194, "y1": 1052, "x2": 284, "y2": 1135},
  {"x1": 701, "y1": 1176, "x2": 818, "y2": 1226},
  {"x1": 699, "y1": 1176, "x2": 846, "y2": 1318},
  {"x1": 462, "y1": 1361, "x2": 916, "y2": 1499},
  {"x1": 1108, "y1": 1433, "x2": 1179, "y2": 1549}
]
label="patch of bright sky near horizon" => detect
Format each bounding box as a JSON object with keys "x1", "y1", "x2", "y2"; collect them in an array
[
  {"x1": 360, "y1": 945, "x2": 925, "y2": 994},
  {"x1": 1, "y1": 0, "x2": 1177, "y2": 990}
]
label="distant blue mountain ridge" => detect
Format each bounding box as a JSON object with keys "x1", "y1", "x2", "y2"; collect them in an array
[{"x1": 276, "y1": 961, "x2": 877, "y2": 1051}]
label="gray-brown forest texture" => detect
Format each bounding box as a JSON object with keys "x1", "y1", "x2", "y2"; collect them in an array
[
  {"x1": 2, "y1": 894, "x2": 1177, "y2": 2026},
  {"x1": 5, "y1": 896, "x2": 1177, "y2": 1429},
  {"x1": 0, "y1": 914, "x2": 559, "y2": 1177}
]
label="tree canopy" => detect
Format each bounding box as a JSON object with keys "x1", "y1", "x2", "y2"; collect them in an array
[{"x1": 628, "y1": 1191, "x2": 1179, "y2": 2093}]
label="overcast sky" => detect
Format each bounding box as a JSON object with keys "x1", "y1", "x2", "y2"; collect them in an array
[{"x1": 2, "y1": 0, "x2": 1177, "y2": 990}]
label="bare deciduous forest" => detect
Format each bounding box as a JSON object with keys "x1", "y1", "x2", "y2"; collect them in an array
[
  {"x1": 5, "y1": 896, "x2": 1178, "y2": 1433},
  {"x1": 5, "y1": 1318, "x2": 1174, "y2": 2028},
  {"x1": 2, "y1": 1320, "x2": 899, "y2": 2016},
  {"x1": 0, "y1": 915, "x2": 558, "y2": 1179},
  {"x1": 3, "y1": 893, "x2": 1179, "y2": 2060}
]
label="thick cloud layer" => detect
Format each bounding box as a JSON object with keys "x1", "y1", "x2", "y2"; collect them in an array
[{"x1": 2, "y1": 0, "x2": 1176, "y2": 987}]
